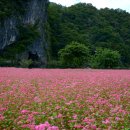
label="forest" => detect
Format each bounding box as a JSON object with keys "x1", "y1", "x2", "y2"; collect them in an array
[
  {"x1": 48, "y1": 2, "x2": 130, "y2": 68},
  {"x1": 0, "y1": 1, "x2": 130, "y2": 68}
]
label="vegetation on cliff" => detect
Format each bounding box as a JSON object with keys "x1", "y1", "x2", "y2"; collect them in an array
[
  {"x1": 0, "y1": 0, "x2": 28, "y2": 19},
  {"x1": 0, "y1": 1, "x2": 130, "y2": 68},
  {"x1": 0, "y1": 0, "x2": 47, "y2": 67}
]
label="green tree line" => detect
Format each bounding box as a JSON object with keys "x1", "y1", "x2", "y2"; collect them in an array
[
  {"x1": 48, "y1": 2, "x2": 130, "y2": 68},
  {"x1": 0, "y1": 1, "x2": 130, "y2": 68}
]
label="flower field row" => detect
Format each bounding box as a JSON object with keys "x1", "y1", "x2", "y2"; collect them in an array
[{"x1": 0, "y1": 68, "x2": 130, "y2": 129}]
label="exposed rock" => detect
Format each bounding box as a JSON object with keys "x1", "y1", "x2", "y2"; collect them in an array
[{"x1": 0, "y1": 0, "x2": 48, "y2": 67}]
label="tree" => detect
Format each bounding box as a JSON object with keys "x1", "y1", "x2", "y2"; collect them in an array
[
  {"x1": 58, "y1": 42, "x2": 90, "y2": 68},
  {"x1": 48, "y1": 2, "x2": 130, "y2": 67},
  {"x1": 90, "y1": 48, "x2": 121, "y2": 68}
]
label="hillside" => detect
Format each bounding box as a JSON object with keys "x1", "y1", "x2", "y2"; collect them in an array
[
  {"x1": 48, "y1": 2, "x2": 130, "y2": 67},
  {"x1": 0, "y1": 2, "x2": 130, "y2": 68}
]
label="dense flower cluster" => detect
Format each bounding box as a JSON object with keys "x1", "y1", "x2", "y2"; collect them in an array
[{"x1": 0, "y1": 68, "x2": 130, "y2": 129}]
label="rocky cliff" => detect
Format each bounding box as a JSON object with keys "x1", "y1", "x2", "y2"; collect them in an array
[{"x1": 0, "y1": 0, "x2": 48, "y2": 67}]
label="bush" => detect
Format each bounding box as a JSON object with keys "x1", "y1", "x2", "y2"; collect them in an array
[
  {"x1": 90, "y1": 48, "x2": 121, "y2": 69},
  {"x1": 47, "y1": 60, "x2": 62, "y2": 68},
  {"x1": 19, "y1": 59, "x2": 32, "y2": 68},
  {"x1": 0, "y1": 58, "x2": 18, "y2": 67},
  {"x1": 58, "y1": 41, "x2": 90, "y2": 68}
]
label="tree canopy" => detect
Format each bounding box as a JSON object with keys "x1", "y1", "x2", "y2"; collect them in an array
[
  {"x1": 1, "y1": 2, "x2": 130, "y2": 68},
  {"x1": 58, "y1": 42, "x2": 90, "y2": 68},
  {"x1": 90, "y1": 48, "x2": 121, "y2": 68},
  {"x1": 48, "y1": 2, "x2": 130, "y2": 68}
]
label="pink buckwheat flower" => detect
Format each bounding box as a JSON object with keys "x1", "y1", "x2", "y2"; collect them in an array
[
  {"x1": 91, "y1": 125, "x2": 97, "y2": 130},
  {"x1": 57, "y1": 113, "x2": 62, "y2": 118},
  {"x1": 74, "y1": 114, "x2": 78, "y2": 119},
  {"x1": 102, "y1": 119, "x2": 110, "y2": 124},
  {"x1": 47, "y1": 126, "x2": 59, "y2": 130},
  {"x1": 0, "y1": 114, "x2": 4, "y2": 120},
  {"x1": 21, "y1": 109, "x2": 30, "y2": 115},
  {"x1": 35, "y1": 124, "x2": 47, "y2": 130}
]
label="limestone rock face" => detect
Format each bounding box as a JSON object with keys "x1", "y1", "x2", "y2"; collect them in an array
[{"x1": 0, "y1": 0, "x2": 48, "y2": 66}]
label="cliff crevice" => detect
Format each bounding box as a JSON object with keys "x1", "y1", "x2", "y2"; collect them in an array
[{"x1": 0, "y1": 0, "x2": 48, "y2": 67}]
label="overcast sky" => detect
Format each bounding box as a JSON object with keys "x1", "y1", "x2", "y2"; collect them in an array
[{"x1": 50, "y1": 0, "x2": 130, "y2": 13}]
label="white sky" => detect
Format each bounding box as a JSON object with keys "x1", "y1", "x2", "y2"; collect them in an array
[{"x1": 50, "y1": 0, "x2": 130, "y2": 13}]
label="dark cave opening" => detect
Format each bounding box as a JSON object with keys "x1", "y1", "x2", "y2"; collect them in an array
[
  {"x1": 28, "y1": 51, "x2": 40, "y2": 68},
  {"x1": 28, "y1": 51, "x2": 39, "y2": 61}
]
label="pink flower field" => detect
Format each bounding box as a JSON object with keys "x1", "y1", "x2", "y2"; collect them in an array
[{"x1": 0, "y1": 68, "x2": 130, "y2": 130}]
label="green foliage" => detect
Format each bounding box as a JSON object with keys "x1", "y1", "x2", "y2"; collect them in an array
[
  {"x1": 90, "y1": 48, "x2": 121, "y2": 68},
  {"x1": 48, "y1": 2, "x2": 130, "y2": 67},
  {"x1": 19, "y1": 59, "x2": 33, "y2": 68},
  {"x1": 47, "y1": 60, "x2": 62, "y2": 68},
  {"x1": 0, "y1": 58, "x2": 12, "y2": 67},
  {"x1": 2, "y1": 24, "x2": 40, "y2": 59},
  {"x1": 58, "y1": 42, "x2": 90, "y2": 68},
  {"x1": 1, "y1": 1, "x2": 130, "y2": 68},
  {"x1": 0, "y1": 0, "x2": 29, "y2": 19}
]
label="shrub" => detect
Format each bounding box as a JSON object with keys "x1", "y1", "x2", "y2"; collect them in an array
[
  {"x1": 90, "y1": 48, "x2": 121, "y2": 69},
  {"x1": 47, "y1": 60, "x2": 62, "y2": 68},
  {"x1": 58, "y1": 41, "x2": 90, "y2": 68},
  {"x1": 19, "y1": 59, "x2": 32, "y2": 68}
]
